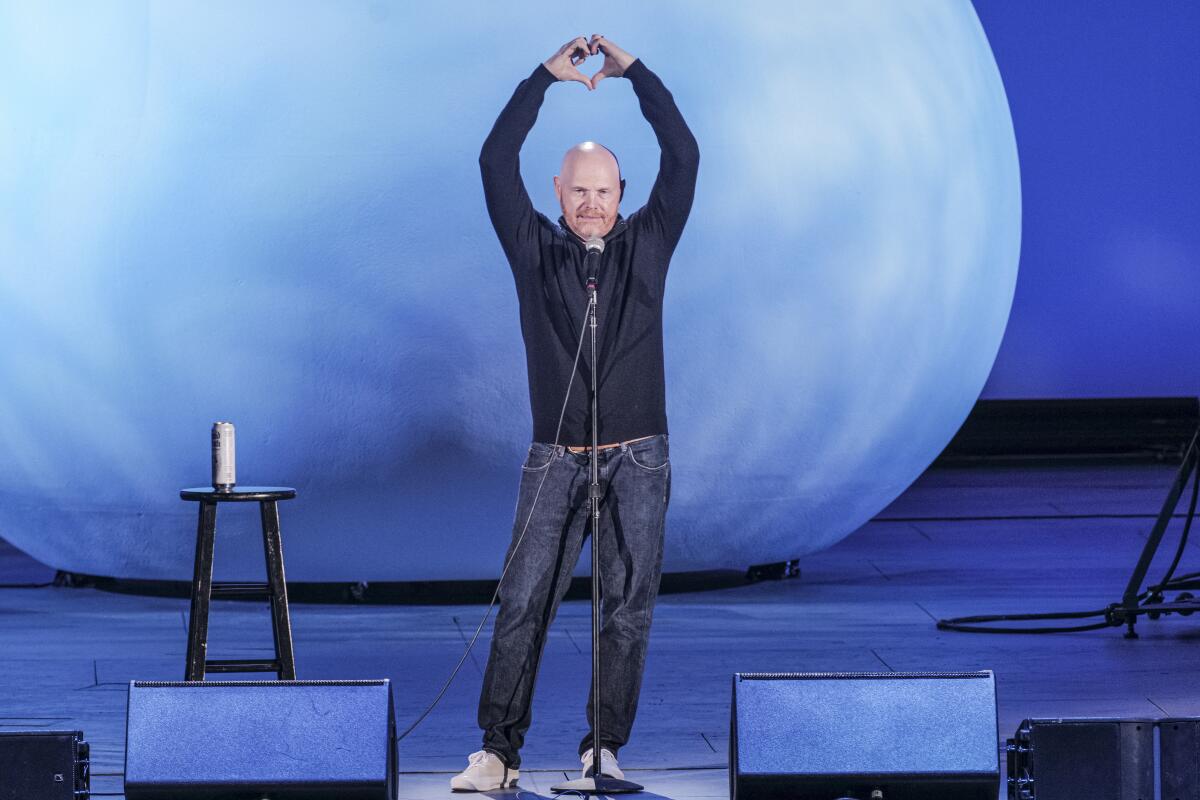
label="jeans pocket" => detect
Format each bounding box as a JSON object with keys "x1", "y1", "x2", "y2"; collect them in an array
[
  {"x1": 626, "y1": 437, "x2": 669, "y2": 471},
  {"x1": 521, "y1": 442, "x2": 556, "y2": 472}
]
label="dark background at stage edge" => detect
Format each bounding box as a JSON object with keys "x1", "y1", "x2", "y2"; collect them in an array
[{"x1": 971, "y1": 1, "x2": 1200, "y2": 401}]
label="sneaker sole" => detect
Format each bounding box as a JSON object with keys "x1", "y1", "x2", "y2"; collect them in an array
[{"x1": 450, "y1": 772, "x2": 519, "y2": 792}]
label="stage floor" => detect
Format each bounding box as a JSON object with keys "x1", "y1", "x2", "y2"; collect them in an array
[{"x1": 2, "y1": 460, "x2": 1198, "y2": 799}]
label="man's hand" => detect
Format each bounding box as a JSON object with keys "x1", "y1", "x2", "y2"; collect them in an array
[
  {"x1": 544, "y1": 37, "x2": 594, "y2": 90},
  {"x1": 588, "y1": 35, "x2": 636, "y2": 88}
]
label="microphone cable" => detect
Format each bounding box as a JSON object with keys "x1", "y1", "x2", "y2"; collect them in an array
[{"x1": 397, "y1": 295, "x2": 594, "y2": 741}]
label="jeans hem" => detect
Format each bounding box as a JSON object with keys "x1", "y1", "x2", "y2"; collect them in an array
[{"x1": 481, "y1": 745, "x2": 519, "y2": 769}]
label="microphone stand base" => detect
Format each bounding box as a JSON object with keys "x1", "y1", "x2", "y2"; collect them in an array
[{"x1": 551, "y1": 776, "x2": 644, "y2": 794}]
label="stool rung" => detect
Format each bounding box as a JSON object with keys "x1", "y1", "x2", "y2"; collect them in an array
[
  {"x1": 205, "y1": 659, "x2": 282, "y2": 673},
  {"x1": 211, "y1": 582, "x2": 272, "y2": 599}
]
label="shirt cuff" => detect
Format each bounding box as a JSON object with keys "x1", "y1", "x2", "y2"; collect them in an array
[
  {"x1": 532, "y1": 63, "x2": 558, "y2": 88},
  {"x1": 623, "y1": 58, "x2": 647, "y2": 81}
]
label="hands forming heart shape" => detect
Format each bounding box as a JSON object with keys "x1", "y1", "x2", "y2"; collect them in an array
[{"x1": 543, "y1": 35, "x2": 636, "y2": 91}]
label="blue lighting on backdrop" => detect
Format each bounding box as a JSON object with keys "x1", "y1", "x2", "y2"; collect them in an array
[
  {"x1": 0, "y1": 2, "x2": 1019, "y2": 580},
  {"x1": 974, "y1": 0, "x2": 1200, "y2": 399}
]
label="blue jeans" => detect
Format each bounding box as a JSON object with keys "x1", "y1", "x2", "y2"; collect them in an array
[{"x1": 477, "y1": 434, "x2": 671, "y2": 768}]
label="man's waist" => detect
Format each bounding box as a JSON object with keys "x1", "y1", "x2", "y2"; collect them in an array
[
  {"x1": 529, "y1": 395, "x2": 668, "y2": 448},
  {"x1": 564, "y1": 434, "x2": 655, "y2": 454}
]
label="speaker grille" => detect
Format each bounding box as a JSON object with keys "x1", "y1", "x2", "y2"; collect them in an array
[{"x1": 731, "y1": 671, "x2": 998, "y2": 800}]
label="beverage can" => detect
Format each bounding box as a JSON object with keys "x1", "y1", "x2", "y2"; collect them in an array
[{"x1": 211, "y1": 422, "x2": 236, "y2": 490}]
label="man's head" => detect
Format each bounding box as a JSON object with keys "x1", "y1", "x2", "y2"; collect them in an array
[{"x1": 553, "y1": 141, "x2": 624, "y2": 240}]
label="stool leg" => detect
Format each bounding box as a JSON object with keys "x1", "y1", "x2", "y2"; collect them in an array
[
  {"x1": 184, "y1": 500, "x2": 218, "y2": 681},
  {"x1": 260, "y1": 499, "x2": 297, "y2": 680}
]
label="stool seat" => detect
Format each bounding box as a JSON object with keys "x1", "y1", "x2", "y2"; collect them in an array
[
  {"x1": 180, "y1": 485, "x2": 297, "y2": 681},
  {"x1": 180, "y1": 486, "x2": 296, "y2": 502}
]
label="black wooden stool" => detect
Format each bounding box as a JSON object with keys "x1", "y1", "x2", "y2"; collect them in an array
[{"x1": 179, "y1": 486, "x2": 297, "y2": 681}]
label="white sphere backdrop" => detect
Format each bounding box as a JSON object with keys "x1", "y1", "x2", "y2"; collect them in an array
[{"x1": 0, "y1": 1, "x2": 1019, "y2": 581}]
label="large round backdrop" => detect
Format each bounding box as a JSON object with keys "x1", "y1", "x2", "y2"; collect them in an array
[{"x1": 0, "y1": 2, "x2": 1019, "y2": 581}]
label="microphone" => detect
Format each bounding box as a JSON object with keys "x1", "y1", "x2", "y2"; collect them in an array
[{"x1": 585, "y1": 236, "x2": 604, "y2": 290}]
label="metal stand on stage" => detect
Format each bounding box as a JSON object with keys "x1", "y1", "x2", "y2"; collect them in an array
[
  {"x1": 1112, "y1": 423, "x2": 1200, "y2": 638},
  {"x1": 552, "y1": 240, "x2": 643, "y2": 795},
  {"x1": 938, "y1": 421, "x2": 1200, "y2": 635}
]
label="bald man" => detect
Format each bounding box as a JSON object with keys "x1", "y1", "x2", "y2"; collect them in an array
[{"x1": 453, "y1": 35, "x2": 698, "y2": 791}]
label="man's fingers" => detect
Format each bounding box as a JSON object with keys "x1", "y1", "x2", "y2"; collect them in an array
[
  {"x1": 591, "y1": 69, "x2": 608, "y2": 88},
  {"x1": 547, "y1": 37, "x2": 596, "y2": 86},
  {"x1": 558, "y1": 37, "x2": 586, "y2": 63},
  {"x1": 567, "y1": 66, "x2": 594, "y2": 90},
  {"x1": 570, "y1": 37, "x2": 591, "y2": 65}
]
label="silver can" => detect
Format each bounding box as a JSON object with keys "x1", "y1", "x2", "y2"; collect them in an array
[{"x1": 211, "y1": 421, "x2": 236, "y2": 490}]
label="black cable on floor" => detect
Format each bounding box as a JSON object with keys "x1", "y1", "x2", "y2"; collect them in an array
[{"x1": 938, "y1": 454, "x2": 1200, "y2": 635}]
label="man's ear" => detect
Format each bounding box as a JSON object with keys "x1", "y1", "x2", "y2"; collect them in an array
[
  {"x1": 553, "y1": 175, "x2": 562, "y2": 201},
  {"x1": 619, "y1": 178, "x2": 626, "y2": 201}
]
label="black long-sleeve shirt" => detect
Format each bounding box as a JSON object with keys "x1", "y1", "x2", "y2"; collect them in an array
[{"x1": 479, "y1": 60, "x2": 699, "y2": 446}]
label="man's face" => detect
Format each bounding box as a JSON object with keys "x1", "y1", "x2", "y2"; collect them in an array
[{"x1": 554, "y1": 143, "x2": 621, "y2": 240}]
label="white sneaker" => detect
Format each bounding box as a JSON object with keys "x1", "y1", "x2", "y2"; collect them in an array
[
  {"x1": 450, "y1": 750, "x2": 519, "y2": 791},
  {"x1": 580, "y1": 747, "x2": 624, "y2": 780}
]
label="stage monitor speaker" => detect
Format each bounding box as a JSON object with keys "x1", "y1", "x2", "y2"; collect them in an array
[
  {"x1": 1160, "y1": 718, "x2": 1200, "y2": 800},
  {"x1": 1005, "y1": 718, "x2": 1153, "y2": 800},
  {"x1": 0, "y1": 730, "x2": 89, "y2": 800},
  {"x1": 730, "y1": 671, "x2": 999, "y2": 800},
  {"x1": 124, "y1": 679, "x2": 397, "y2": 800}
]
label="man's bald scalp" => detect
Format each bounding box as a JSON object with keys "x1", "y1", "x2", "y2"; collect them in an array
[{"x1": 560, "y1": 141, "x2": 621, "y2": 180}]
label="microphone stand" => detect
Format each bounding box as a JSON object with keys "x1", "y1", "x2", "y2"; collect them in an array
[{"x1": 552, "y1": 254, "x2": 643, "y2": 796}]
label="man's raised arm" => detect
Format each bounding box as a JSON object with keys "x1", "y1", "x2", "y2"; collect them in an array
[
  {"x1": 589, "y1": 35, "x2": 700, "y2": 249},
  {"x1": 479, "y1": 38, "x2": 594, "y2": 261}
]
